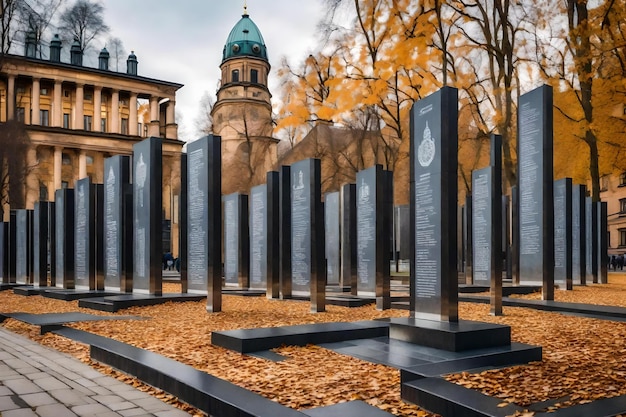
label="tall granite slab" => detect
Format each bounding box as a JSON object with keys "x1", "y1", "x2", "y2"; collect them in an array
[
  {"x1": 502, "y1": 196, "x2": 512, "y2": 280},
  {"x1": 54, "y1": 189, "x2": 74, "y2": 289},
  {"x1": 133, "y1": 137, "x2": 162, "y2": 295},
  {"x1": 395, "y1": 205, "x2": 410, "y2": 260},
  {"x1": 266, "y1": 171, "x2": 280, "y2": 298},
  {"x1": 585, "y1": 197, "x2": 597, "y2": 284},
  {"x1": 179, "y1": 153, "x2": 188, "y2": 293},
  {"x1": 356, "y1": 165, "x2": 391, "y2": 309},
  {"x1": 457, "y1": 205, "x2": 465, "y2": 274},
  {"x1": 33, "y1": 202, "x2": 54, "y2": 287},
  {"x1": 74, "y1": 178, "x2": 104, "y2": 291},
  {"x1": 553, "y1": 178, "x2": 573, "y2": 290},
  {"x1": 325, "y1": 192, "x2": 341, "y2": 286},
  {"x1": 187, "y1": 136, "x2": 222, "y2": 311},
  {"x1": 8, "y1": 211, "x2": 16, "y2": 283},
  {"x1": 0, "y1": 222, "x2": 8, "y2": 283},
  {"x1": 517, "y1": 85, "x2": 554, "y2": 300},
  {"x1": 511, "y1": 186, "x2": 519, "y2": 285},
  {"x1": 104, "y1": 155, "x2": 133, "y2": 292},
  {"x1": 224, "y1": 193, "x2": 250, "y2": 289},
  {"x1": 249, "y1": 184, "x2": 268, "y2": 291},
  {"x1": 472, "y1": 134, "x2": 503, "y2": 314},
  {"x1": 15, "y1": 209, "x2": 33, "y2": 285},
  {"x1": 340, "y1": 183, "x2": 357, "y2": 294},
  {"x1": 571, "y1": 184, "x2": 586, "y2": 285},
  {"x1": 598, "y1": 201, "x2": 608, "y2": 284},
  {"x1": 291, "y1": 158, "x2": 325, "y2": 312},
  {"x1": 279, "y1": 165, "x2": 292, "y2": 299},
  {"x1": 409, "y1": 86, "x2": 458, "y2": 322},
  {"x1": 463, "y1": 196, "x2": 473, "y2": 284}
]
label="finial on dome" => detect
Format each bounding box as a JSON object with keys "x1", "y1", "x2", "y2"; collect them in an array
[{"x1": 243, "y1": 0, "x2": 248, "y2": 16}]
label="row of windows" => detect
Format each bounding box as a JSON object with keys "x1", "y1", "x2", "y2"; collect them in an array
[
  {"x1": 231, "y1": 68, "x2": 259, "y2": 83},
  {"x1": 16, "y1": 107, "x2": 142, "y2": 135},
  {"x1": 16, "y1": 86, "x2": 129, "y2": 104}
]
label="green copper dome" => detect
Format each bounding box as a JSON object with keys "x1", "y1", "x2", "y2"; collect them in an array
[{"x1": 222, "y1": 13, "x2": 268, "y2": 62}]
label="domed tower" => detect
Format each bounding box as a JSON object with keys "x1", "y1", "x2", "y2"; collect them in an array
[{"x1": 212, "y1": 6, "x2": 278, "y2": 194}]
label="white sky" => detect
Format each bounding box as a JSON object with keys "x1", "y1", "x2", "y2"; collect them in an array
[{"x1": 102, "y1": 1, "x2": 327, "y2": 141}]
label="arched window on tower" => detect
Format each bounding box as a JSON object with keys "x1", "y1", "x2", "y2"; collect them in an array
[
  {"x1": 232, "y1": 69, "x2": 239, "y2": 82},
  {"x1": 250, "y1": 69, "x2": 258, "y2": 84}
]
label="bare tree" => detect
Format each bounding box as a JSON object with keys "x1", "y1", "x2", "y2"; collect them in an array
[
  {"x1": 0, "y1": 0, "x2": 21, "y2": 53},
  {"x1": 194, "y1": 91, "x2": 214, "y2": 137},
  {"x1": 58, "y1": 0, "x2": 108, "y2": 53},
  {"x1": 106, "y1": 35, "x2": 124, "y2": 70},
  {"x1": 0, "y1": 120, "x2": 34, "y2": 217},
  {"x1": 18, "y1": 0, "x2": 65, "y2": 58}
]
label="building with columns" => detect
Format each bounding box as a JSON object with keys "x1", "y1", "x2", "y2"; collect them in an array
[
  {"x1": 0, "y1": 37, "x2": 184, "y2": 252},
  {"x1": 212, "y1": 7, "x2": 278, "y2": 195}
]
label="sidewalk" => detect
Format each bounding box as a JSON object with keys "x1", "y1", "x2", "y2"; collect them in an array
[{"x1": 0, "y1": 327, "x2": 191, "y2": 417}]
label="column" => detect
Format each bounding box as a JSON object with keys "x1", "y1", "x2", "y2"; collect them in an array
[
  {"x1": 31, "y1": 78, "x2": 40, "y2": 125},
  {"x1": 129, "y1": 92, "x2": 138, "y2": 136},
  {"x1": 78, "y1": 150, "x2": 87, "y2": 179},
  {"x1": 6, "y1": 75, "x2": 16, "y2": 120},
  {"x1": 54, "y1": 147, "x2": 62, "y2": 193},
  {"x1": 93, "y1": 86, "x2": 102, "y2": 132},
  {"x1": 165, "y1": 99, "x2": 177, "y2": 139},
  {"x1": 75, "y1": 83, "x2": 84, "y2": 130},
  {"x1": 53, "y1": 80, "x2": 63, "y2": 127},
  {"x1": 148, "y1": 96, "x2": 160, "y2": 137},
  {"x1": 110, "y1": 89, "x2": 119, "y2": 133}
]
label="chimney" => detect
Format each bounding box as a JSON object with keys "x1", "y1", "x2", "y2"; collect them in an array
[
  {"x1": 98, "y1": 47, "x2": 110, "y2": 70},
  {"x1": 126, "y1": 51, "x2": 138, "y2": 75},
  {"x1": 70, "y1": 38, "x2": 82, "y2": 66},
  {"x1": 24, "y1": 31, "x2": 37, "y2": 58},
  {"x1": 49, "y1": 34, "x2": 62, "y2": 62}
]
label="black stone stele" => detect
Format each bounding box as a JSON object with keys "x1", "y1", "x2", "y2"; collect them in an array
[
  {"x1": 511, "y1": 185, "x2": 519, "y2": 285},
  {"x1": 356, "y1": 164, "x2": 391, "y2": 310},
  {"x1": 186, "y1": 135, "x2": 222, "y2": 312},
  {"x1": 54, "y1": 189, "x2": 75, "y2": 289},
  {"x1": 502, "y1": 196, "x2": 512, "y2": 280},
  {"x1": 179, "y1": 153, "x2": 188, "y2": 293},
  {"x1": 572, "y1": 184, "x2": 587, "y2": 285},
  {"x1": 341, "y1": 183, "x2": 357, "y2": 294},
  {"x1": 553, "y1": 178, "x2": 573, "y2": 290},
  {"x1": 74, "y1": 177, "x2": 103, "y2": 291},
  {"x1": 266, "y1": 171, "x2": 280, "y2": 299},
  {"x1": 0, "y1": 222, "x2": 8, "y2": 284},
  {"x1": 394, "y1": 205, "x2": 410, "y2": 263},
  {"x1": 15, "y1": 209, "x2": 33, "y2": 285},
  {"x1": 409, "y1": 86, "x2": 459, "y2": 322},
  {"x1": 33, "y1": 202, "x2": 54, "y2": 287},
  {"x1": 585, "y1": 196, "x2": 597, "y2": 284},
  {"x1": 133, "y1": 137, "x2": 163, "y2": 296},
  {"x1": 463, "y1": 196, "x2": 472, "y2": 284},
  {"x1": 8, "y1": 210, "x2": 16, "y2": 284},
  {"x1": 279, "y1": 165, "x2": 292, "y2": 299},
  {"x1": 290, "y1": 158, "x2": 325, "y2": 313},
  {"x1": 249, "y1": 184, "x2": 268, "y2": 291},
  {"x1": 104, "y1": 155, "x2": 133, "y2": 293},
  {"x1": 223, "y1": 193, "x2": 250, "y2": 289},
  {"x1": 517, "y1": 84, "x2": 554, "y2": 300},
  {"x1": 324, "y1": 191, "x2": 341, "y2": 286},
  {"x1": 598, "y1": 201, "x2": 608, "y2": 284}
]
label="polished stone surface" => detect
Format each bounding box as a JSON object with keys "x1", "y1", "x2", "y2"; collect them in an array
[
  {"x1": 303, "y1": 400, "x2": 395, "y2": 417},
  {"x1": 77, "y1": 293, "x2": 205, "y2": 312}
]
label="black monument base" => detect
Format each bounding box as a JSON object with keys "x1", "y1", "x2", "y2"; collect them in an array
[
  {"x1": 222, "y1": 288, "x2": 266, "y2": 297},
  {"x1": 41, "y1": 290, "x2": 121, "y2": 301},
  {"x1": 1, "y1": 283, "x2": 23, "y2": 292},
  {"x1": 458, "y1": 284, "x2": 541, "y2": 296},
  {"x1": 78, "y1": 293, "x2": 206, "y2": 312},
  {"x1": 13, "y1": 286, "x2": 58, "y2": 296},
  {"x1": 325, "y1": 285, "x2": 352, "y2": 293},
  {"x1": 389, "y1": 318, "x2": 510, "y2": 352}
]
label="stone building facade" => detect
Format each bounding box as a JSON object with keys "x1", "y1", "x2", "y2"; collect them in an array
[{"x1": 0, "y1": 38, "x2": 184, "y2": 252}]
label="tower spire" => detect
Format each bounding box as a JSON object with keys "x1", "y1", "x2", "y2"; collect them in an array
[{"x1": 243, "y1": 0, "x2": 248, "y2": 16}]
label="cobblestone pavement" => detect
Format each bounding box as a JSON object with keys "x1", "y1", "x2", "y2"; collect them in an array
[{"x1": 0, "y1": 327, "x2": 191, "y2": 417}]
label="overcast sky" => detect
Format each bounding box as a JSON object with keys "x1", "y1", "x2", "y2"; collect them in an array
[{"x1": 102, "y1": 1, "x2": 328, "y2": 141}]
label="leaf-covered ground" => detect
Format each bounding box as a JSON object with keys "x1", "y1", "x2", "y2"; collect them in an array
[{"x1": 2, "y1": 275, "x2": 626, "y2": 416}]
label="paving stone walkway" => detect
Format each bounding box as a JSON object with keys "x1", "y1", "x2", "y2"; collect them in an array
[{"x1": 0, "y1": 327, "x2": 191, "y2": 417}]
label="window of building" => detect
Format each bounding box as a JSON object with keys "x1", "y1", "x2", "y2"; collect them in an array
[
  {"x1": 40, "y1": 110, "x2": 49, "y2": 126},
  {"x1": 620, "y1": 173, "x2": 626, "y2": 187},
  {"x1": 101, "y1": 118, "x2": 106, "y2": 132},
  {"x1": 61, "y1": 181, "x2": 68, "y2": 189},
  {"x1": 84, "y1": 115, "x2": 92, "y2": 130},
  {"x1": 39, "y1": 184, "x2": 48, "y2": 201},
  {"x1": 232, "y1": 69, "x2": 239, "y2": 82},
  {"x1": 137, "y1": 123, "x2": 142, "y2": 136},
  {"x1": 85, "y1": 92, "x2": 93, "y2": 101},
  {"x1": 40, "y1": 88, "x2": 49, "y2": 96},
  {"x1": 121, "y1": 118, "x2": 128, "y2": 135},
  {"x1": 250, "y1": 69, "x2": 258, "y2": 84},
  {"x1": 620, "y1": 229, "x2": 626, "y2": 247},
  {"x1": 16, "y1": 86, "x2": 25, "y2": 94},
  {"x1": 62, "y1": 153, "x2": 71, "y2": 165},
  {"x1": 601, "y1": 175, "x2": 609, "y2": 192},
  {"x1": 63, "y1": 113, "x2": 70, "y2": 129},
  {"x1": 64, "y1": 90, "x2": 70, "y2": 98},
  {"x1": 86, "y1": 156, "x2": 94, "y2": 165},
  {"x1": 16, "y1": 107, "x2": 25, "y2": 123},
  {"x1": 621, "y1": 198, "x2": 626, "y2": 213}
]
